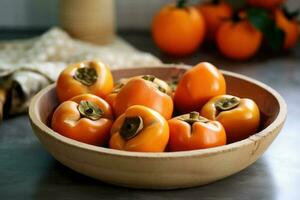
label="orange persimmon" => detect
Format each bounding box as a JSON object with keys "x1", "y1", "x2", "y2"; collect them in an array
[
  {"x1": 51, "y1": 94, "x2": 113, "y2": 146},
  {"x1": 114, "y1": 75, "x2": 173, "y2": 119},
  {"x1": 174, "y1": 62, "x2": 226, "y2": 113},
  {"x1": 197, "y1": 0, "x2": 232, "y2": 40},
  {"x1": 216, "y1": 19, "x2": 262, "y2": 60},
  {"x1": 152, "y1": 0, "x2": 205, "y2": 56},
  {"x1": 274, "y1": 9, "x2": 299, "y2": 50},
  {"x1": 105, "y1": 78, "x2": 129, "y2": 111},
  {"x1": 109, "y1": 105, "x2": 169, "y2": 152},
  {"x1": 168, "y1": 111, "x2": 226, "y2": 151},
  {"x1": 56, "y1": 60, "x2": 113, "y2": 102},
  {"x1": 201, "y1": 95, "x2": 260, "y2": 143}
]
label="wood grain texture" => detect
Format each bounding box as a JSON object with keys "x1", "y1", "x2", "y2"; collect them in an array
[{"x1": 28, "y1": 66, "x2": 287, "y2": 189}]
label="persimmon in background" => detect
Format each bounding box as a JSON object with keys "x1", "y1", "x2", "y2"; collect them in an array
[
  {"x1": 152, "y1": 0, "x2": 299, "y2": 60},
  {"x1": 197, "y1": 0, "x2": 232, "y2": 40},
  {"x1": 216, "y1": 19, "x2": 262, "y2": 60},
  {"x1": 274, "y1": 9, "x2": 299, "y2": 50},
  {"x1": 152, "y1": 0, "x2": 205, "y2": 56}
]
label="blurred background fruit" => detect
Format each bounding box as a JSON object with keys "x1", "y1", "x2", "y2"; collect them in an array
[
  {"x1": 197, "y1": 0, "x2": 232, "y2": 40},
  {"x1": 274, "y1": 8, "x2": 299, "y2": 49},
  {"x1": 151, "y1": 0, "x2": 299, "y2": 60},
  {"x1": 216, "y1": 18, "x2": 262, "y2": 60},
  {"x1": 152, "y1": 0, "x2": 206, "y2": 56}
]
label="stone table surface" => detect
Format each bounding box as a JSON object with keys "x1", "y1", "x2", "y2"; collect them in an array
[{"x1": 0, "y1": 30, "x2": 299, "y2": 200}]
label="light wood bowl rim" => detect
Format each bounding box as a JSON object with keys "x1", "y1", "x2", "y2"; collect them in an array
[{"x1": 29, "y1": 66, "x2": 287, "y2": 159}]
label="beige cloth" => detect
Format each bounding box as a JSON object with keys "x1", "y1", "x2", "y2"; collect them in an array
[{"x1": 0, "y1": 27, "x2": 161, "y2": 115}]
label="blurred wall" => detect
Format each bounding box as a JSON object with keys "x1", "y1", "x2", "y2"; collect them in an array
[{"x1": 0, "y1": 0, "x2": 299, "y2": 30}]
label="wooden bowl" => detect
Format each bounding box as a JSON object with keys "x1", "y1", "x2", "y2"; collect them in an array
[{"x1": 29, "y1": 66, "x2": 287, "y2": 189}]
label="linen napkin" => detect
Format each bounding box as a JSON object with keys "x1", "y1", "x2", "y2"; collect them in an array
[{"x1": 0, "y1": 27, "x2": 161, "y2": 120}]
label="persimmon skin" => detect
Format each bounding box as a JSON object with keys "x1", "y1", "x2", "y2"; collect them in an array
[
  {"x1": 114, "y1": 77, "x2": 173, "y2": 120},
  {"x1": 104, "y1": 78, "x2": 129, "y2": 114},
  {"x1": 109, "y1": 105, "x2": 169, "y2": 152},
  {"x1": 56, "y1": 60, "x2": 113, "y2": 102},
  {"x1": 274, "y1": 9, "x2": 299, "y2": 50},
  {"x1": 174, "y1": 62, "x2": 226, "y2": 114},
  {"x1": 105, "y1": 93, "x2": 117, "y2": 113},
  {"x1": 216, "y1": 20, "x2": 262, "y2": 60},
  {"x1": 168, "y1": 116, "x2": 226, "y2": 151},
  {"x1": 152, "y1": 4, "x2": 206, "y2": 56},
  {"x1": 51, "y1": 94, "x2": 113, "y2": 146},
  {"x1": 197, "y1": 1, "x2": 232, "y2": 40},
  {"x1": 201, "y1": 95, "x2": 260, "y2": 143}
]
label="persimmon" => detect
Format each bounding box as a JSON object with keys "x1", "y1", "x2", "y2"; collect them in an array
[
  {"x1": 106, "y1": 75, "x2": 172, "y2": 118},
  {"x1": 201, "y1": 95, "x2": 260, "y2": 143},
  {"x1": 247, "y1": 0, "x2": 285, "y2": 9},
  {"x1": 152, "y1": 0, "x2": 205, "y2": 56},
  {"x1": 197, "y1": 0, "x2": 232, "y2": 40},
  {"x1": 105, "y1": 78, "x2": 129, "y2": 111},
  {"x1": 114, "y1": 75, "x2": 173, "y2": 119},
  {"x1": 274, "y1": 9, "x2": 299, "y2": 50},
  {"x1": 168, "y1": 111, "x2": 226, "y2": 151},
  {"x1": 109, "y1": 105, "x2": 169, "y2": 152},
  {"x1": 174, "y1": 62, "x2": 226, "y2": 113},
  {"x1": 216, "y1": 19, "x2": 262, "y2": 60},
  {"x1": 51, "y1": 94, "x2": 113, "y2": 146},
  {"x1": 56, "y1": 60, "x2": 113, "y2": 102}
]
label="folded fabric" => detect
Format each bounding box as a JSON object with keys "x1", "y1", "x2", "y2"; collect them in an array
[{"x1": 0, "y1": 27, "x2": 161, "y2": 117}]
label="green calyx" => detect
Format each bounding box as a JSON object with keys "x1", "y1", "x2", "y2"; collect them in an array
[
  {"x1": 77, "y1": 100, "x2": 104, "y2": 120},
  {"x1": 157, "y1": 85, "x2": 166, "y2": 93},
  {"x1": 168, "y1": 80, "x2": 178, "y2": 92},
  {"x1": 120, "y1": 116, "x2": 144, "y2": 140},
  {"x1": 142, "y1": 75, "x2": 167, "y2": 94},
  {"x1": 142, "y1": 75, "x2": 155, "y2": 82},
  {"x1": 111, "y1": 83, "x2": 124, "y2": 93},
  {"x1": 215, "y1": 97, "x2": 240, "y2": 111},
  {"x1": 178, "y1": 111, "x2": 209, "y2": 126},
  {"x1": 74, "y1": 66, "x2": 98, "y2": 86}
]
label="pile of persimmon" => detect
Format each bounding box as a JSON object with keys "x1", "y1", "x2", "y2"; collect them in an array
[
  {"x1": 152, "y1": 0, "x2": 299, "y2": 60},
  {"x1": 51, "y1": 59, "x2": 261, "y2": 153}
]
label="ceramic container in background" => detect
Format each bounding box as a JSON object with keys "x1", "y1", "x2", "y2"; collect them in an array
[{"x1": 60, "y1": 0, "x2": 115, "y2": 45}]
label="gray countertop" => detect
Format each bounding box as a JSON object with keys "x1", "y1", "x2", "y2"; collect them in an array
[{"x1": 0, "y1": 30, "x2": 299, "y2": 200}]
